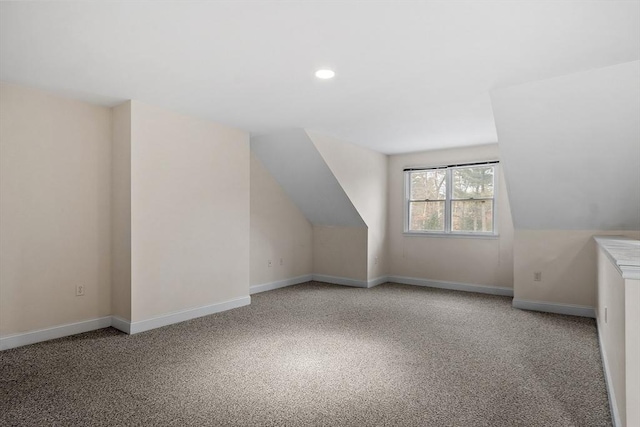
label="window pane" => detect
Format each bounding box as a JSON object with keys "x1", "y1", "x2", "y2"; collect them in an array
[
  {"x1": 452, "y1": 166, "x2": 494, "y2": 199},
  {"x1": 452, "y1": 200, "x2": 493, "y2": 233},
  {"x1": 409, "y1": 201, "x2": 445, "y2": 231},
  {"x1": 409, "y1": 170, "x2": 446, "y2": 200}
]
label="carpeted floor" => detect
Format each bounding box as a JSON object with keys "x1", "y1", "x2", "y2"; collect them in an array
[{"x1": 1, "y1": 282, "x2": 611, "y2": 426}]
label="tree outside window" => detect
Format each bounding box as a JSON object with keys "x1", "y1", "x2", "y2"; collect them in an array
[{"x1": 406, "y1": 163, "x2": 497, "y2": 235}]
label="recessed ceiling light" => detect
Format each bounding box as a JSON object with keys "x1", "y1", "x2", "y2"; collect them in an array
[{"x1": 315, "y1": 69, "x2": 335, "y2": 79}]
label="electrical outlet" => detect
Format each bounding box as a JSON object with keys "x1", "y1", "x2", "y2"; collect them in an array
[
  {"x1": 76, "y1": 285, "x2": 85, "y2": 296},
  {"x1": 375, "y1": 256, "x2": 379, "y2": 265},
  {"x1": 279, "y1": 258, "x2": 283, "y2": 266},
  {"x1": 268, "y1": 260, "x2": 272, "y2": 268},
  {"x1": 533, "y1": 272, "x2": 542, "y2": 282}
]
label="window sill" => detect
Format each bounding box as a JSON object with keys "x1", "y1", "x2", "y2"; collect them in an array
[{"x1": 403, "y1": 232, "x2": 500, "y2": 240}]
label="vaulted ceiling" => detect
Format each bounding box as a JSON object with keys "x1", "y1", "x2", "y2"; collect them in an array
[{"x1": 1, "y1": 1, "x2": 638, "y2": 154}]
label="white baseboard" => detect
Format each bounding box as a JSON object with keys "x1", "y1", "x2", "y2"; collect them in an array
[
  {"x1": 310, "y1": 274, "x2": 512, "y2": 296},
  {"x1": 596, "y1": 317, "x2": 621, "y2": 427},
  {"x1": 512, "y1": 299, "x2": 596, "y2": 318},
  {"x1": 387, "y1": 275, "x2": 514, "y2": 297},
  {"x1": 0, "y1": 316, "x2": 112, "y2": 351},
  {"x1": 252, "y1": 274, "x2": 387, "y2": 291},
  {"x1": 110, "y1": 316, "x2": 131, "y2": 334},
  {"x1": 312, "y1": 274, "x2": 368, "y2": 288},
  {"x1": 367, "y1": 276, "x2": 388, "y2": 288},
  {"x1": 128, "y1": 296, "x2": 251, "y2": 334},
  {"x1": 0, "y1": 296, "x2": 251, "y2": 350},
  {"x1": 250, "y1": 274, "x2": 313, "y2": 295}
]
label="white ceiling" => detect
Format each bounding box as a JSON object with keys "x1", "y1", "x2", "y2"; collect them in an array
[{"x1": 1, "y1": 1, "x2": 638, "y2": 154}]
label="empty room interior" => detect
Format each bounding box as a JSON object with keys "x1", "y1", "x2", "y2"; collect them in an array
[{"x1": 1, "y1": 1, "x2": 639, "y2": 426}]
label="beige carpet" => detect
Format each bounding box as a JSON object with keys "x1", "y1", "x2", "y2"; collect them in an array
[{"x1": 0, "y1": 282, "x2": 611, "y2": 426}]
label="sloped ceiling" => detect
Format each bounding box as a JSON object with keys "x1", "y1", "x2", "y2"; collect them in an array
[
  {"x1": 250, "y1": 129, "x2": 365, "y2": 228},
  {"x1": 491, "y1": 61, "x2": 640, "y2": 230},
  {"x1": 1, "y1": 1, "x2": 638, "y2": 154}
]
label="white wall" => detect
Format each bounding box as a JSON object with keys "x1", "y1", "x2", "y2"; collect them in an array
[
  {"x1": 250, "y1": 152, "x2": 313, "y2": 286},
  {"x1": 309, "y1": 131, "x2": 388, "y2": 280},
  {"x1": 492, "y1": 60, "x2": 640, "y2": 230},
  {"x1": 388, "y1": 144, "x2": 514, "y2": 289},
  {"x1": 130, "y1": 101, "x2": 250, "y2": 322},
  {"x1": 597, "y1": 245, "x2": 627, "y2": 426},
  {"x1": 0, "y1": 82, "x2": 112, "y2": 336},
  {"x1": 627, "y1": 280, "x2": 640, "y2": 427},
  {"x1": 596, "y1": 238, "x2": 640, "y2": 427},
  {"x1": 251, "y1": 129, "x2": 365, "y2": 227}
]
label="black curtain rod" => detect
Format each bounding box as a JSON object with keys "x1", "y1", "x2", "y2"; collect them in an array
[{"x1": 403, "y1": 160, "x2": 499, "y2": 172}]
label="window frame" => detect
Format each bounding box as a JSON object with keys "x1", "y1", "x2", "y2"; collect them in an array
[{"x1": 404, "y1": 162, "x2": 499, "y2": 238}]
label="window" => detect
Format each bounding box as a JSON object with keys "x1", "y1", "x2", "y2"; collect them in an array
[{"x1": 405, "y1": 162, "x2": 498, "y2": 235}]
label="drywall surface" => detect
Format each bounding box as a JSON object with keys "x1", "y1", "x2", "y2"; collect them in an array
[
  {"x1": 250, "y1": 152, "x2": 313, "y2": 286},
  {"x1": 250, "y1": 129, "x2": 365, "y2": 227},
  {"x1": 597, "y1": 245, "x2": 627, "y2": 426},
  {"x1": 309, "y1": 131, "x2": 388, "y2": 280},
  {"x1": 515, "y1": 230, "x2": 640, "y2": 307},
  {"x1": 388, "y1": 144, "x2": 514, "y2": 288},
  {"x1": 130, "y1": 101, "x2": 250, "y2": 322},
  {"x1": 492, "y1": 60, "x2": 640, "y2": 230},
  {"x1": 111, "y1": 101, "x2": 132, "y2": 321},
  {"x1": 0, "y1": 82, "x2": 112, "y2": 335},
  {"x1": 313, "y1": 226, "x2": 368, "y2": 282},
  {"x1": 627, "y1": 279, "x2": 640, "y2": 427}
]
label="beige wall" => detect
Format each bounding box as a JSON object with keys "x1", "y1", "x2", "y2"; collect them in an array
[
  {"x1": 111, "y1": 102, "x2": 132, "y2": 320},
  {"x1": 7, "y1": 81, "x2": 635, "y2": 354},
  {"x1": 130, "y1": 101, "x2": 250, "y2": 322},
  {"x1": 0, "y1": 82, "x2": 112, "y2": 335},
  {"x1": 250, "y1": 152, "x2": 313, "y2": 286},
  {"x1": 515, "y1": 230, "x2": 640, "y2": 307},
  {"x1": 313, "y1": 226, "x2": 368, "y2": 281},
  {"x1": 388, "y1": 144, "x2": 514, "y2": 288},
  {"x1": 309, "y1": 131, "x2": 388, "y2": 280}
]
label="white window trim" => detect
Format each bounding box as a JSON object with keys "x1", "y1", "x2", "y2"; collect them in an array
[{"x1": 403, "y1": 162, "x2": 500, "y2": 238}]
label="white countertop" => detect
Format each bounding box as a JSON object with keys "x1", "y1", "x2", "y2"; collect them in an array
[{"x1": 594, "y1": 236, "x2": 640, "y2": 280}]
